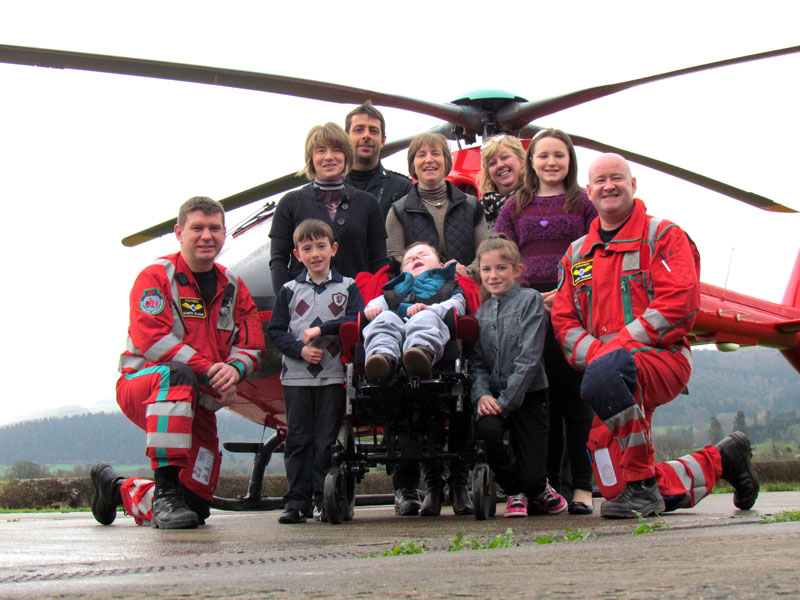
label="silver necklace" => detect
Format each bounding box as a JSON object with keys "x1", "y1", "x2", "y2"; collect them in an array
[{"x1": 535, "y1": 195, "x2": 558, "y2": 228}]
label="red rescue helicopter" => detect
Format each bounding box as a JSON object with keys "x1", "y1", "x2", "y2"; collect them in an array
[{"x1": 3, "y1": 44, "x2": 799, "y2": 509}]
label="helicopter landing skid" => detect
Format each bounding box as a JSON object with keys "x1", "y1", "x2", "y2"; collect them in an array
[{"x1": 210, "y1": 431, "x2": 395, "y2": 511}]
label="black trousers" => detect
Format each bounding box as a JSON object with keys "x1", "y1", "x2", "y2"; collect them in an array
[
  {"x1": 475, "y1": 388, "x2": 549, "y2": 497},
  {"x1": 541, "y1": 318, "x2": 594, "y2": 494},
  {"x1": 282, "y1": 384, "x2": 344, "y2": 512}
]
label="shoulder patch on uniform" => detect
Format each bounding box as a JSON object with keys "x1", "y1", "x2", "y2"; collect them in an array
[
  {"x1": 139, "y1": 288, "x2": 165, "y2": 315},
  {"x1": 571, "y1": 260, "x2": 593, "y2": 285},
  {"x1": 180, "y1": 297, "x2": 207, "y2": 318}
]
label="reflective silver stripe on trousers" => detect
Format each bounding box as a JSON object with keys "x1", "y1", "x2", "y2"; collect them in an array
[
  {"x1": 681, "y1": 454, "x2": 707, "y2": 488},
  {"x1": 137, "y1": 486, "x2": 155, "y2": 521},
  {"x1": 125, "y1": 478, "x2": 155, "y2": 521},
  {"x1": 145, "y1": 401, "x2": 195, "y2": 418},
  {"x1": 614, "y1": 430, "x2": 648, "y2": 452},
  {"x1": 663, "y1": 459, "x2": 692, "y2": 491},
  {"x1": 603, "y1": 404, "x2": 647, "y2": 452},
  {"x1": 665, "y1": 454, "x2": 708, "y2": 503},
  {"x1": 146, "y1": 432, "x2": 192, "y2": 449}
]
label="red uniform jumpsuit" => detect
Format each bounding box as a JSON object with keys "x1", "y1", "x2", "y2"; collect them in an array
[
  {"x1": 116, "y1": 252, "x2": 264, "y2": 524},
  {"x1": 552, "y1": 198, "x2": 721, "y2": 510}
]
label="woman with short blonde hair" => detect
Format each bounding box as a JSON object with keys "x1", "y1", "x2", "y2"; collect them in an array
[{"x1": 269, "y1": 122, "x2": 387, "y2": 292}]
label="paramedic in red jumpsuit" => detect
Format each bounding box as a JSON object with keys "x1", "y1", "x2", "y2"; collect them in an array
[
  {"x1": 90, "y1": 196, "x2": 264, "y2": 528},
  {"x1": 551, "y1": 153, "x2": 758, "y2": 518}
]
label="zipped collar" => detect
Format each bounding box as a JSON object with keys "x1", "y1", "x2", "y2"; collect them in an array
[{"x1": 580, "y1": 198, "x2": 648, "y2": 255}]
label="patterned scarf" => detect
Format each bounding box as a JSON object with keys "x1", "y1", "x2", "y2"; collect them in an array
[{"x1": 314, "y1": 178, "x2": 345, "y2": 220}]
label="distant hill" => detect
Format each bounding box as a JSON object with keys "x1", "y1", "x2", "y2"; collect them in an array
[
  {"x1": 0, "y1": 410, "x2": 275, "y2": 472},
  {"x1": 653, "y1": 346, "x2": 799, "y2": 427},
  {"x1": 1, "y1": 347, "x2": 797, "y2": 471}
]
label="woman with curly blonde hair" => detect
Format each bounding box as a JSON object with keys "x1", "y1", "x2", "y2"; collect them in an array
[{"x1": 479, "y1": 134, "x2": 525, "y2": 227}]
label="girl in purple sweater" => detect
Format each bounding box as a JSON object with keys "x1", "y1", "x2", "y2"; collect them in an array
[{"x1": 494, "y1": 129, "x2": 597, "y2": 514}]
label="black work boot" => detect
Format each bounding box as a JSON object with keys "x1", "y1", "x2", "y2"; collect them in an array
[
  {"x1": 600, "y1": 479, "x2": 665, "y2": 519},
  {"x1": 448, "y1": 460, "x2": 474, "y2": 515},
  {"x1": 716, "y1": 431, "x2": 759, "y2": 510},
  {"x1": 151, "y1": 467, "x2": 200, "y2": 529},
  {"x1": 394, "y1": 488, "x2": 422, "y2": 516},
  {"x1": 90, "y1": 462, "x2": 125, "y2": 525},
  {"x1": 419, "y1": 463, "x2": 445, "y2": 517}
]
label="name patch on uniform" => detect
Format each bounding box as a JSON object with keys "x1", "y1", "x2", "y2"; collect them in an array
[
  {"x1": 139, "y1": 288, "x2": 165, "y2": 315},
  {"x1": 180, "y1": 297, "x2": 207, "y2": 318},
  {"x1": 191, "y1": 446, "x2": 215, "y2": 486},
  {"x1": 331, "y1": 292, "x2": 347, "y2": 307},
  {"x1": 571, "y1": 260, "x2": 593, "y2": 285}
]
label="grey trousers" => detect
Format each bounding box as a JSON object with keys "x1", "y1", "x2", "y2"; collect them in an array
[{"x1": 363, "y1": 310, "x2": 449, "y2": 362}]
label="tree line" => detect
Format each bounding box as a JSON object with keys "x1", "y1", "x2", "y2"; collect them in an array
[{"x1": 2, "y1": 346, "x2": 798, "y2": 471}]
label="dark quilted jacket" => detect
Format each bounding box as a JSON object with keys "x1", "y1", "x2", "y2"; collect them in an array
[{"x1": 390, "y1": 182, "x2": 483, "y2": 267}]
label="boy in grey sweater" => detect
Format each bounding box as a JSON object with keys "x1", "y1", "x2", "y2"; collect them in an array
[{"x1": 267, "y1": 219, "x2": 363, "y2": 523}]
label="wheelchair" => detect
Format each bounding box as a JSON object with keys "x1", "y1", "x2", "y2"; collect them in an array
[{"x1": 323, "y1": 308, "x2": 497, "y2": 524}]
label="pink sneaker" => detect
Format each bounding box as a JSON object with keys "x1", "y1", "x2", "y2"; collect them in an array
[
  {"x1": 531, "y1": 483, "x2": 568, "y2": 515},
  {"x1": 504, "y1": 493, "x2": 528, "y2": 518}
]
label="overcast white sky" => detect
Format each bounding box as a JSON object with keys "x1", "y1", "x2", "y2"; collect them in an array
[{"x1": 1, "y1": 1, "x2": 799, "y2": 425}]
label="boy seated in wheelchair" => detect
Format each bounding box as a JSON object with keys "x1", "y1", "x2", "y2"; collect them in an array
[{"x1": 363, "y1": 241, "x2": 465, "y2": 382}]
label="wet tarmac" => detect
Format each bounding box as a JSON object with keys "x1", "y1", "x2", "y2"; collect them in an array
[{"x1": 1, "y1": 492, "x2": 799, "y2": 599}]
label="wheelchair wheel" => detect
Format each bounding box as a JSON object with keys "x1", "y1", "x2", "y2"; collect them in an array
[
  {"x1": 336, "y1": 422, "x2": 356, "y2": 521},
  {"x1": 324, "y1": 467, "x2": 347, "y2": 524},
  {"x1": 472, "y1": 463, "x2": 495, "y2": 520}
]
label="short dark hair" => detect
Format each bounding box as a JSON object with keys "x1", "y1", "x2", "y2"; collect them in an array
[
  {"x1": 293, "y1": 218, "x2": 335, "y2": 248},
  {"x1": 344, "y1": 101, "x2": 386, "y2": 138},
  {"x1": 178, "y1": 196, "x2": 225, "y2": 227}
]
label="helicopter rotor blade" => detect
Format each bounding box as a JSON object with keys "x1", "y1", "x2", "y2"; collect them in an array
[
  {"x1": 520, "y1": 125, "x2": 796, "y2": 214},
  {"x1": 0, "y1": 44, "x2": 479, "y2": 131},
  {"x1": 500, "y1": 45, "x2": 800, "y2": 129},
  {"x1": 122, "y1": 121, "x2": 463, "y2": 247},
  {"x1": 380, "y1": 123, "x2": 461, "y2": 158},
  {"x1": 121, "y1": 172, "x2": 307, "y2": 247}
]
